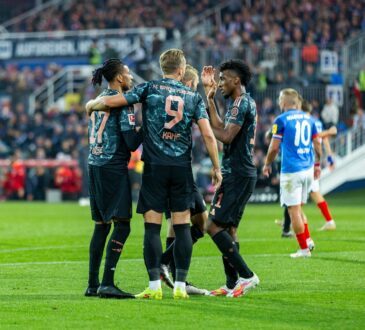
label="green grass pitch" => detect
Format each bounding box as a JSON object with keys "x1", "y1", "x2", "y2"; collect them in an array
[{"x1": 0, "y1": 189, "x2": 364, "y2": 329}]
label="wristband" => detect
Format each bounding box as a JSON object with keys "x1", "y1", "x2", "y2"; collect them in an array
[{"x1": 314, "y1": 162, "x2": 321, "y2": 167}]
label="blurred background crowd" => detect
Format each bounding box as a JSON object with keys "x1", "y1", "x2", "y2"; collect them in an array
[{"x1": 1, "y1": 0, "x2": 365, "y2": 202}]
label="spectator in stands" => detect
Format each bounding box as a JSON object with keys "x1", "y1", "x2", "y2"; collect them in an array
[
  {"x1": 358, "y1": 66, "x2": 365, "y2": 109},
  {"x1": 88, "y1": 41, "x2": 102, "y2": 65},
  {"x1": 321, "y1": 98, "x2": 339, "y2": 129},
  {"x1": 353, "y1": 108, "x2": 365, "y2": 129},
  {"x1": 103, "y1": 42, "x2": 119, "y2": 62}
]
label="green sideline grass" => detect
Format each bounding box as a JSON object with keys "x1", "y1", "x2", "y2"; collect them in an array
[{"x1": 0, "y1": 189, "x2": 364, "y2": 329}]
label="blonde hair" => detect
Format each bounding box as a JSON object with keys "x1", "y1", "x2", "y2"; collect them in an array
[
  {"x1": 182, "y1": 64, "x2": 199, "y2": 85},
  {"x1": 159, "y1": 48, "x2": 186, "y2": 75},
  {"x1": 279, "y1": 88, "x2": 300, "y2": 107}
]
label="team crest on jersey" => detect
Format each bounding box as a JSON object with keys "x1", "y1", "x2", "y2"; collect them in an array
[
  {"x1": 272, "y1": 124, "x2": 278, "y2": 134},
  {"x1": 128, "y1": 113, "x2": 135, "y2": 125},
  {"x1": 231, "y1": 107, "x2": 239, "y2": 117}
]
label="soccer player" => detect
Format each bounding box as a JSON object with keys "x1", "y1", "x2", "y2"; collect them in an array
[
  {"x1": 159, "y1": 65, "x2": 209, "y2": 295},
  {"x1": 86, "y1": 49, "x2": 222, "y2": 300},
  {"x1": 302, "y1": 99, "x2": 337, "y2": 231},
  {"x1": 273, "y1": 99, "x2": 337, "y2": 236},
  {"x1": 85, "y1": 59, "x2": 143, "y2": 298},
  {"x1": 201, "y1": 61, "x2": 259, "y2": 298},
  {"x1": 263, "y1": 88, "x2": 322, "y2": 258}
]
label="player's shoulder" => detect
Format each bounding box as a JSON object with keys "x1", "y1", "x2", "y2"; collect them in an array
[
  {"x1": 232, "y1": 93, "x2": 256, "y2": 112},
  {"x1": 99, "y1": 88, "x2": 119, "y2": 97}
]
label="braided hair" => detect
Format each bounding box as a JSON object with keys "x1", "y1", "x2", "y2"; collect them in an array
[{"x1": 91, "y1": 58, "x2": 124, "y2": 86}]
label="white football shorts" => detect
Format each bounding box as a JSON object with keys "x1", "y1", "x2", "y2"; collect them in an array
[{"x1": 280, "y1": 167, "x2": 314, "y2": 206}]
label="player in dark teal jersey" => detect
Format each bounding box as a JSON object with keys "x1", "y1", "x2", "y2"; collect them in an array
[
  {"x1": 201, "y1": 61, "x2": 259, "y2": 298},
  {"x1": 85, "y1": 59, "x2": 142, "y2": 299},
  {"x1": 86, "y1": 49, "x2": 222, "y2": 300}
]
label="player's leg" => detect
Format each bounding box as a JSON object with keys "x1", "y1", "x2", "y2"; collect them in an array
[
  {"x1": 86, "y1": 221, "x2": 111, "y2": 296},
  {"x1": 282, "y1": 206, "x2": 293, "y2": 237},
  {"x1": 208, "y1": 175, "x2": 258, "y2": 297},
  {"x1": 159, "y1": 212, "x2": 175, "y2": 289},
  {"x1": 281, "y1": 171, "x2": 311, "y2": 258},
  {"x1": 98, "y1": 218, "x2": 134, "y2": 298},
  {"x1": 86, "y1": 165, "x2": 111, "y2": 297},
  {"x1": 94, "y1": 168, "x2": 135, "y2": 298},
  {"x1": 135, "y1": 164, "x2": 168, "y2": 299},
  {"x1": 169, "y1": 166, "x2": 195, "y2": 299},
  {"x1": 171, "y1": 210, "x2": 192, "y2": 299},
  {"x1": 310, "y1": 190, "x2": 336, "y2": 230}
]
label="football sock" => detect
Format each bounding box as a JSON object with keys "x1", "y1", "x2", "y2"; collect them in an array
[
  {"x1": 283, "y1": 206, "x2": 291, "y2": 233},
  {"x1": 101, "y1": 221, "x2": 131, "y2": 286},
  {"x1": 161, "y1": 238, "x2": 175, "y2": 266},
  {"x1": 161, "y1": 225, "x2": 203, "y2": 266},
  {"x1": 149, "y1": 280, "x2": 161, "y2": 290},
  {"x1": 223, "y1": 241, "x2": 239, "y2": 289},
  {"x1": 190, "y1": 224, "x2": 204, "y2": 243},
  {"x1": 174, "y1": 281, "x2": 186, "y2": 291},
  {"x1": 317, "y1": 201, "x2": 333, "y2": 222},
  {"x1": 166, "y1": 237, "x2": 175, "y2": 249},
  {"x1": 173, "y1": 224, "x2": 193, "y2": 283},
  {"x1": 88, "y1": 223, "x2": 111, "y2": 287},
  {"x1": 304, "y1": 223, "x2": 311, "y2": 240},
  {"x1": 296, "y1": 232, "x2": 308, "y2": 249},
  {"x1": 144, "y1": 223, "x2": 162, "y2": 281},
  {"x1": 212, "y1": 230, "x2": 253, "y2": 279}
]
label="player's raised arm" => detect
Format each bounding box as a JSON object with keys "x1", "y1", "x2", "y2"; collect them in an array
[{"x1": 201, "y1": 66, "x2": 224, "y2": 129}]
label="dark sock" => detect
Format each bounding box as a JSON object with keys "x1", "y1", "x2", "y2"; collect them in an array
[
  {"x1": 166, "y1": 237, "x2": 175, "y2": 249},
  {"x1": 190, "y1": 224, "x2": 204, "y2": 243},
  {"x1": 144, "y1": 223, "x2": 162, "y2": 281},
  {"x1": 101, "y1": 221, "x2": 131, "y2": 286},
  {"x1": 283, "y1": 206, "x2": 291, "y2": 233},
  {"x1": 173, "y1": 224, "x2": 193, "y2": 283},
  {"x1": 162, "y1": 224, "x2": 203, "y2": 266},
  {"x1": 223, "y1": 241, "x2": 239, "y2": 289},
  {"x1": 212, "y1": 230, "x2": 253, "y2": 279},
  {"x1": 88, "y1": 223, "x2": 111, "y2": 287}
]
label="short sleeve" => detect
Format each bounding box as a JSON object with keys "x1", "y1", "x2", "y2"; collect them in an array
[
  {"x1": 225, "y1": 98, "x2": 248, "y2": 126},
  {"x1": 194, "y1": 95, "x2": 209, "y2": 121},
  {"x1": 272, "y1": 116, "x2": 284, "y2": 140},
  {"x1": 119, "y1": 106, "x2": 136, "y2": 132},
  {"x1": 124, "y1": 82, "x2": 149, "y2": 105},
  {"x1": 311, "y1": 118, "x2": 319, "y2": 139}
]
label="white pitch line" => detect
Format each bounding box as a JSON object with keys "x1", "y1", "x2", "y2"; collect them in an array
[
  {"x1": 0, "y1": 245, "x2": 85, "y2": 253},
  {"x1": 0, "y1": 251, "x2": 363, "y2": 267}
]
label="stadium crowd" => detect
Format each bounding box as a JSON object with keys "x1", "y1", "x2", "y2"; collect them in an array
[{"x1": 1, "y1": 0, "x2": 364, "y2": 201}]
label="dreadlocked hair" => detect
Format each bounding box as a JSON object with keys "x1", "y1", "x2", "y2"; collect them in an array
[{"x1": 91, "y1": 58, "x2": 124, "y2": 86}]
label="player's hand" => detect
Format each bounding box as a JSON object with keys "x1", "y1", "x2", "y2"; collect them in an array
[
  {"x1": 201, "y1": 66, "x2": 216, "y2": 88},
  {"x1": 212, "y1": 168, "x2": 222, "y2": 190},
  {"x1": 207, "y1": 81, "x2": 217, "y2": 100},
  {"x1": 85, "y1": 97, "x2": 107, "y2": 115},
  {"x1": 262, "y1": 164, "x2": 271, "y2": 177},
  {"x1": 327, "y1": 155, "x2": 335, "y2": 170},
  {"x1": 314, "y1": 165, "x2": 321, "y2": 179}
]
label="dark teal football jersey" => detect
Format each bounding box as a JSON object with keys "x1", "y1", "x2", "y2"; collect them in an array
[
  {"x1": 124, "y1": 78, "x2": 208, "y2": 166},
  {"x1": 221, "y1": 93, "x2": 257, "y2": 177},
  {"x1": 88, "y1": 89, "x2": 136, "y2": 168}
]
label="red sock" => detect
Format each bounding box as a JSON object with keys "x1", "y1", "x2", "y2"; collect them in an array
[
  {"x1": 304, "y1": 223, "x2": 311, "y2": 240},
  {"x1": 317, "y1": 201, "x2": 333, "y2": 222},
  {"x1": 296, "y1": 232, "x2": 308, "y2": 249}
]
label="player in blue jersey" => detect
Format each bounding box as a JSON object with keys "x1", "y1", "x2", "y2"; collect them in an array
[
  {"x1": 263, "y1": 88, "x2": 322, "y2": 258},
  {"x1": 86, "y1": 49, "x2": 222, "y2": 300},
  {"x1": 201, "y1": 61, "x2": 259, "y2": 298},
  {"x1": 272, "y1": 98, "x2": 337, "y2": 242},
  {"x1": 85, "y1": 59, "x2": 143, "y2": 299}
]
